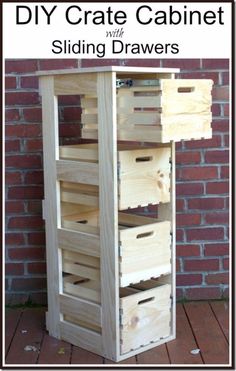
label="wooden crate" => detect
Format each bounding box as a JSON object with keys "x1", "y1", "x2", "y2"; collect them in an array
[
  {"x1": 38, "y1": 66, "x2": 213, "y2": 362},
  {"x1": 120, "y1": 279, "x2": 171, "y2": 354},
  {"x1": 81, "y1": 78, "x2": 213, "y2": 143},
  {"x1": 60, "y1": 207, "x2": 171, "y2": 287},
  {"x1": 59, "y1": 143, "x2": 171, "y2": 209}
]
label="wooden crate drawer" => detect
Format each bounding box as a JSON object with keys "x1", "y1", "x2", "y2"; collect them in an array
[
  {"x1": 120, "y1": 279, "x2": 171, "y2": 354},
  {"x1": 81, "y1": 79, "x2": 213, "y2": 143},
  {"x1": 59, "y1": 143, "x2": 171, "y2": 209},
  {"x1": 61, "y1": 208, "x2": 171, "y2": 285}
]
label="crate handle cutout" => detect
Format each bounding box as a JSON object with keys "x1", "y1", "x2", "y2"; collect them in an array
[
  {"x1": 177, "y1": 87, "x2": 195, "y2": 93},
  {"x1": 76, "y1": 219, "x2": 88, "y2": 224},
  {"x1": 138, "y1": 296, "x2": 155, "y2": 305},
  {"x1": 135, "y1": 156, "x2": 153, "y2": 163},
  {"x1": 73, "y1": 278, "x2": 90, "y2": 285},
  {"x1": 136, "y1": 231, "x2": 154, "y2": 239}
]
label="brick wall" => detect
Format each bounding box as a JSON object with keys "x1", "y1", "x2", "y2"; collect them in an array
[{"x1": 5, "y1": 58, "x2": 230, "y2": 304}]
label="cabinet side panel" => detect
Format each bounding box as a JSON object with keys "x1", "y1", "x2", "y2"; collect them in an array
[
  {"x1": 97, "y1": 72, "x2": 120, "y2": 361},
  {"x1": 40, "y1": 76, "x2": 61, "y2": 338}
]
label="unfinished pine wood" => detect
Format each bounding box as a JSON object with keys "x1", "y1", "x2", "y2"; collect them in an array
[
  {"x1": 63, "y1": 275, "x2": 101, "y2": 304},
  {"x1": 56, "y1": 160, "x2": 99, "y2": 185},
  {"x1": 40, "y1": 76, "x2": 61, "y2": 338},
  {"x1": 59, "y1": 294, "x2": 101, "y2": 328},
  {"x1": 97, "y1": 71, "x2": 120, "y2": 361},
  {"x1": 61, "y1": 210, "x2": 99, "y2": 235},
  {"x1": 54, "y1": 73, "x2": 97, "y2": 95},
  {"x1": 60, "y1": 320, "x2": 102, "y2": 355},
  {"x1": 120, "y1": 221, "x2": 171, "y2": 287},
  {"x1": 58, "y1": 228, "x2": 100, "y2": 258},
  {"x1": 120, "y1": 283, "x2": 171, "y2": 354}
]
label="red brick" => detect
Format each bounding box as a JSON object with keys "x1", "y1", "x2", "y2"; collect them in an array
[
  {"x1": 224, "y1": 134, "x2": 229, "y2": 147},
  {"x1": 6, "y1": 124, "x2": 42, "y2": 138},
  {"x1": 20, "y1": 76, "x2": 39, "y2": 89},
  {"x1": 212, "y1": 103, "x2": 221, "y2": 116},
  {"x1": 8, "y1": 247, "x2": 45, "y2": 260},
  {"x1": 176, "y1": 182, "x2": 204, "y2": 196},
  {"x1": 205, "y1": 150, "x2": 229, "y2": 164},
  {"x1": 206, "y1": 273, "x2": 229, "y2": 285},
  {"x1": 5, "y1": 92, "x2": 39, "y2": 106},
  {"x1": 186, "y1": 227, "x2": 224, "y2": 241},
  {"x1": 223, "y1": 104, "x2": 229, "y2": 117},
  {"x1": 176, "y1": 288, "x2": 183, "y2": 300},
  {"x1": 205, "y1": 212, "x2": 229, "y2": 224},
  {"x1": 5, "y1": 60, "x2": 38, "y2": 73},
  {"x1": 204, "y1": 243, "x2": 229, "y2": 256},
  {"x1": 185, "y1": 287, "x2": 221, "y2": 300},
  {"x1": 6, "y1": 155, "x2": 42, "y2": 169},
  {"x1": 23, "y1": 108, "x2": 42, "y2": 122},
  {"x1": 6, "y1": 263, "x2": 24, "y2": 275},
  {"x1": 180, "y1": 72, "x2": 219, "y2": 84},
  {"x1": 58, "y1": 95, "x2": 80, "y2": 105},
  {"x1": 27, "y1": 262, "x2": 46, "y2": 274},
  {"x1": 184, "y1": 135, "x2": 221, "y2": 149},
  {"x1": 27, "y1": 201, "x2": 42, "y2": 214},
  {"x1": 176, "y1": 151, "x2": 201, "y2": 164},
  {"x1": 123, "y1": 59, "x2": 161, "y2": 67},
  {"x1": 25, "y1": 139, "x2": 43, "y2": 152},
  {"x1": 11, "y1": 277, "x2": 47, "y2": 291},
  {"x1": 176, "y1": 229, "x2": 184, "y2": 242},
  {"x1": 222, "y1": 287, "x2": 229, "y2": 298},
  {"x1": 222, "y1": 72, "x2": 229, "y2": 85},
  {"x1": 176, "y1": 213, "x2": 201, "y2": 227},
  {"x1": 162, "y1": 59, "x2": 200, "y2": 69},
  {"x1": 188, "y1": 198, "x2": 224, "y2": 210},
  {"x1": 211, "y1": 120, "x2": 229, "y2": 133},
  {"x1": 176, "y1": 258, "x2": 181, "y2": 272},
  {"x1": 27, "y1": 232, "x2": 45, "y2": 245},
  {"x1": 5, "y1": 233, "x2": 25, "y2": 245},
  {"x1": 81, "y1": 59, "x2": 120, "y2": 67},
  {"x1": 39, "y1": 59, "x2": 78, "y2": 70},
  {"x1": 176, "y1": 274, "x2": 202, "y2": 286},
  {"x1": 176, "y1": 199, "x2": 185, "y2": 211},
  {"x1": 24, "y1": 171, "x2": 44, "y2": 184},
  {"x1": 5, "y1": 293, "x2": 29, "y2": 305},
  {"x1": 220, "y1": 166, "x2": 229, "y2": 179},
  {"x1": 5, "y1": 76, "x2": 17, "y2": 89},
  {"x1": 206, "y1": 181, "x2": 229, "y2": 195},
  {"x1": 8, "y1": 186, "x2": 43, "y2": 200},
  {"x1": 184, "y1": 258, "x2": 219, "y2": 271},
  {"x1": 223, "y1": 258, "x2": 229, "y2": 270},
  {"x1": 30, "y1": 292, "x2": 47, "y2": 305},
  {"x1": 212, "y1": 86, "x2": 229, "y2": 101},
  {"x1": 179, "y1": 166, "x2": 218, "y2": 180},
  {"x1": 59, "y1": 123, "x2": 81, "y2": 137},
  {"x1": 176, "y1": 244, "x2": 200, "y2": 257},
  {"x1": 5, "y1": 171, "x2": 22, "y2": 184},
  {"x1": 5, "y1": 109, "x2": 20, "y2": 122},
  {"x1": 5, "y1": 201, "x2": 25, "y2": 213},
  {"x1": 62, "y1": 107, "x2": 82, "y2": 122},
  {"x1": 5, "y1": 139, "x2": 21, "y2": 152},
  {"x1": 202, "y1": 59, "x2": 229, "y2": 69},
  {"x1": 8, "y1": 216, "x2": 44, "y2": 229}
]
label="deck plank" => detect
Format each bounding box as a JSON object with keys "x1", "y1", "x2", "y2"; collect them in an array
[
  {"x1": 210, "y1": 301, "x2": 229, "y2": 342},
  {"x1": 104, "y1": 356, "x2": 137, "y2": 364},
  {"x1": 71, "y1": 346, "x2": 103, "y2": 364},
  {"x1": 5, "y1": 308, "x2": 22, "y2": 356},
  {"x1": 167, "y1": 304, "x2": 203, "y2": 364},
  {"x1": 37, "y1": 334, "x2": 72, "y2": 364},
  {"x1": 5, "y1": 308, "x2": 45, "y2": 365},
  {"x1": 184, "y1": 302, "x2": 229, "y2": 365},
  {"x1": 136, "y1": 344, "x2": 170, "y2": 364}
]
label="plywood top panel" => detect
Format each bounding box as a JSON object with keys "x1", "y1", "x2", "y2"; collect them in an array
[{"x1": 37, "y1": 66, "x2": 179, "y2": 76}]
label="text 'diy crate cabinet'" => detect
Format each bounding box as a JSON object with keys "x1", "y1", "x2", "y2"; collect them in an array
[{"x1": 38, "y1": 66, "x2": 213, "y2": 362}]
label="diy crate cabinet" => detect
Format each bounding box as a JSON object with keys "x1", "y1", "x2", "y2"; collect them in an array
[{"x1": 38, "y1": 66, "x2": 213, "y2": 362}]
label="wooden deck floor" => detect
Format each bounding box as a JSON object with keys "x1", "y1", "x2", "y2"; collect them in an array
[{"x1": 4, "y1": 301, "x2": 230, "y2": 366}]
